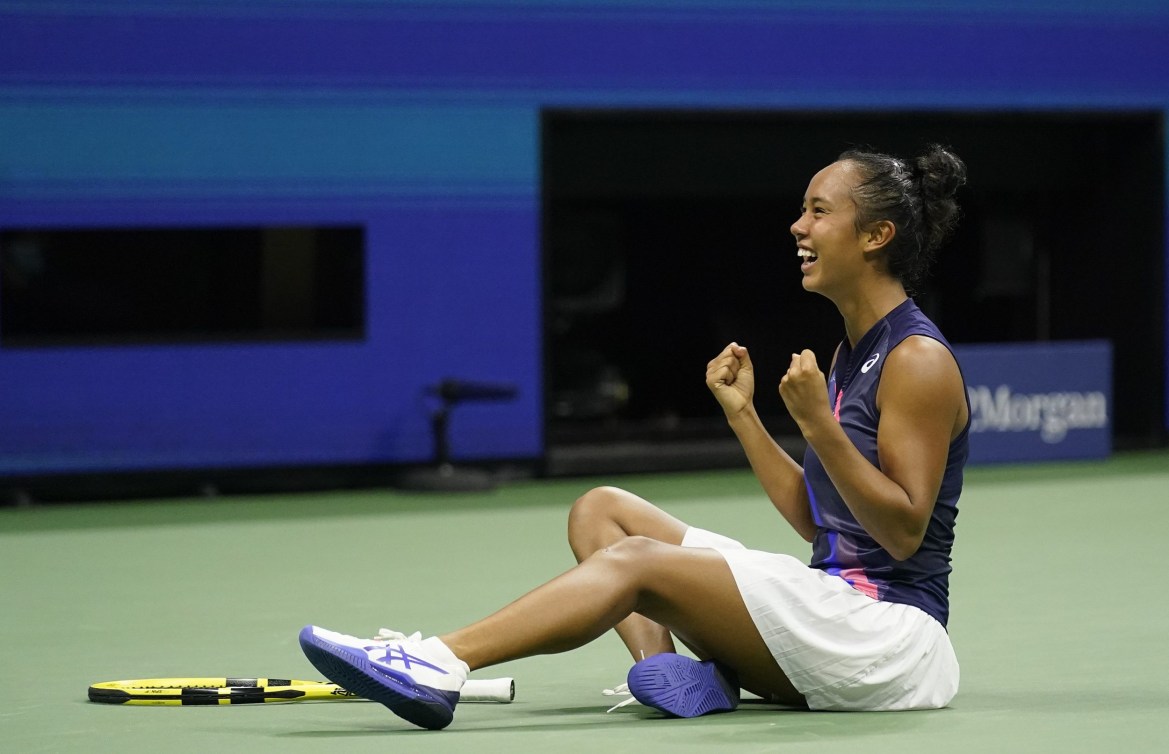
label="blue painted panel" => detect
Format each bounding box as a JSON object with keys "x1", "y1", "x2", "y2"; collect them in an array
[
  {"x1": 2, "y1": 9, "x2": 1167, "y2": 95},
  {"x1": 0, "y1": 0, "x2": 1165, "y2": 476},
  {"x1": 0, "y1": 201, "x2": 541, "y2": 473},
  {"x1": 956, "y1": 342, "x2": 1112, "y2": 464},
  {"x1": 0, "y1": 101, "x2": 537, "y2": 198}
]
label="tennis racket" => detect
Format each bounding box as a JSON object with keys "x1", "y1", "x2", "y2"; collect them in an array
[{"x1": 88, "y1": 677, "x2": 515, "y2": 706}]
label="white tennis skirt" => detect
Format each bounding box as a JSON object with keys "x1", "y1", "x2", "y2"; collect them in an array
[{"x1": 682, "y1": 526, "x2": 959, "y2": 711}]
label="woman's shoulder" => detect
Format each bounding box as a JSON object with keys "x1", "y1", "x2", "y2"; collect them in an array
[{"x1": 878, "y1": 336, "x2": 966, "y2": 424}]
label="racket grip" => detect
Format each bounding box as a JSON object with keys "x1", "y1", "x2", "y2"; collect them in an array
[{"x1": 461, "y1": 677, "x2": 515, "y2": 703}]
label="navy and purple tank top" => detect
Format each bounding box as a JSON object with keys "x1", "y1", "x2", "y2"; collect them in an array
[{"x1": 803, "y1": 298, "x2": 969, "y2": 627}]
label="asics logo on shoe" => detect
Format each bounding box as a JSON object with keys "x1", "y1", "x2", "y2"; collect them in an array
[{"x1": 378, "y1": 645, "x2": 450, "y2": 675}]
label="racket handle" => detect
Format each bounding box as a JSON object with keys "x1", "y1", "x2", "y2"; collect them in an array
[{"x1": 461, "y1": 677, "x2": 514, "y2": 703}]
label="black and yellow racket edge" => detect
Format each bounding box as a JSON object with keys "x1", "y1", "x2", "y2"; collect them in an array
[{"x1": 88, "y1": 678, "x2": 359, "y2": 706}]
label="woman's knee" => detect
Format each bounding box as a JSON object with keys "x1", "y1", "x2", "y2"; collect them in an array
[
  {"x1": 568, "y1": 486, "x2": 625, "y2": 528},
  {"x1": 567, "y1": 486, "x2": 628, "y2": 556},
  {"x1": 567, "y1": 486, "x2": 688, "y2": 561}
]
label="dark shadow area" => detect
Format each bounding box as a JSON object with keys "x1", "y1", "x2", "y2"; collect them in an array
[
  {"x1": 543, "y1": 110, "x2": 1165, "y2": 474},
  {"x1": 1, "y1": 225, "x2": 364, "y2": 345}
]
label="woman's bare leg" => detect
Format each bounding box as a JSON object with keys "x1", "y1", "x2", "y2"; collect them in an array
[
  {"x1": 566, "y1": 487, "x2": 688, "y2": 660},
  {"x1": 439, "y1": 535, "x2": 805, "y2": 706}
]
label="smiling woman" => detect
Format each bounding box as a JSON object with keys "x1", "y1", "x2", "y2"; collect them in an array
[
  {"x1": 296, "y1": 146, "x2": 975, "y2": 730},
  {"x1": 792, "y1": 146, "x2": 966, "y2": 309}
]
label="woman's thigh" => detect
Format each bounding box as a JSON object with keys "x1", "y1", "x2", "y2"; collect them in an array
[{"x1": 610, "y1": 537, "x2": 805, "y2": 706}]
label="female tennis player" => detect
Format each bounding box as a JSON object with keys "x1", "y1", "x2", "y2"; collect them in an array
[{"x1": 300, "y1": 144, "x2": 971, "y2": 730}]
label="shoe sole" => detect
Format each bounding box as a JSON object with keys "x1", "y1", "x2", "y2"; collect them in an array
[
  {"x1": 627, "y1": 653, "x2": 739, "y2": 718},
  {"x1": 298, "y1": 626, "x2": 455, "y2": 730}
]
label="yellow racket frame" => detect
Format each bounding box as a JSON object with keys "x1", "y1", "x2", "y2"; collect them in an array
[
  {"x1": 88, "y1": 677, "x2": 358, "y2": 706},
  {"x1": 88, "y1": 676, "x2": 514, "y2": 706}
]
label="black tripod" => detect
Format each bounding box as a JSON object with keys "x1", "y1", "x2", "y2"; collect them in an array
[{"x1": 394, "y1": 379, "x2": 518, "y2": 492}]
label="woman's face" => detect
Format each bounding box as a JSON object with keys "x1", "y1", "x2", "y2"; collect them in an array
[{"x1": 790, "y1": 161, "x2": 868, "y2": 295}]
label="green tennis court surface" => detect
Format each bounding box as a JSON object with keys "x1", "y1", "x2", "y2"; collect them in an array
[{"x1": 3, "y1": 451, "x2": 1167, "y2": 752}]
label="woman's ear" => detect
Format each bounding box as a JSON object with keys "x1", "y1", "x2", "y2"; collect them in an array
[{"x1": 863, "y1": 220, "x2": 896, "y2": 252}]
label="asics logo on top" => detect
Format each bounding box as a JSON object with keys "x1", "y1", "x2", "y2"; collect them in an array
[
  {"x1": 861, "y1": 353, "x2": 880, "y2": 373},
  {"x1": 379, "y1": 645, "x2": 450, "y2": 675}
]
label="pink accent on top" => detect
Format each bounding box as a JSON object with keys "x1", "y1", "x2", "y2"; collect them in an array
[{"x1": 839, "y1": 568, "x2": 880, "y2": 599}]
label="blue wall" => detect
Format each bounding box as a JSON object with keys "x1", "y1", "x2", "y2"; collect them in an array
[{"x1": 1, "y1": 0, "x2": 1167, "y2": 474}]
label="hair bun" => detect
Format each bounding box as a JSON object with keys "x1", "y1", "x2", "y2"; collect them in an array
[
  {"x1": 914, "y1": 144, "x2": 967, "y2": 200},
  {"x1": 833, "y1": 144, "x2": 967, "y2": 292},
  {"x1": 913, "y1": 145, "x2": 966, "y2": 252}
]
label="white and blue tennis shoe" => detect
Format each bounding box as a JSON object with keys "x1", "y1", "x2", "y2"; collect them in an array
[{"x1": 298, "y1": 625, "x2": 468, "y2": 730}]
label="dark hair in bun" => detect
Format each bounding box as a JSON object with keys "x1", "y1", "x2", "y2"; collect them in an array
[{"x1": 837, "y1": 144, "x2": 967, "y2": 291}]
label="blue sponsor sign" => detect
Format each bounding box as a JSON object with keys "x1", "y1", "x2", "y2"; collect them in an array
[{"x1": 953, "y1": 341, "x2": 1111, "y2": 464}]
